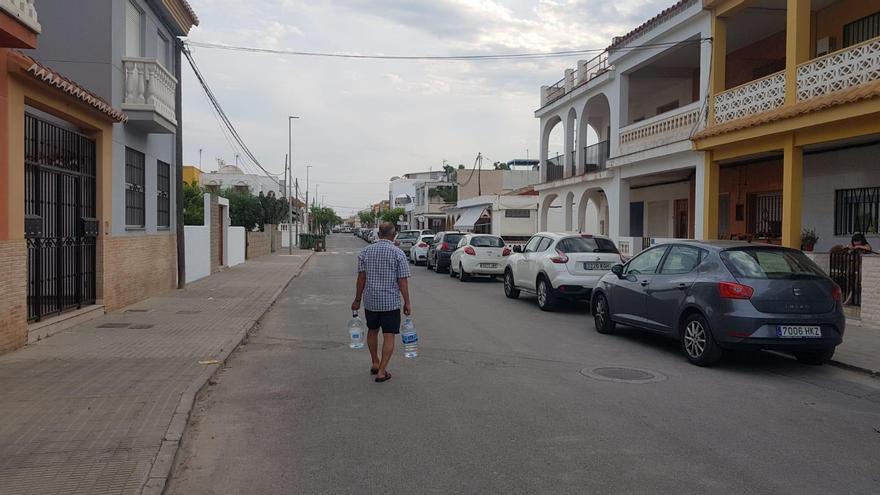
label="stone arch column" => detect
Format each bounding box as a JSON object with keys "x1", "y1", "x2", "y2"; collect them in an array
[
  {"x1": 565, "y1": 107, "x2": 578, "y2": 178},
  {"x1": 540, "y1": 116, "x2": 562, "y2": 182},
  {"x1": 540, "y1": 193, "x2": 558, "y2": 231},
  {"x1": 564, "y1": 191, "x2": 574, "y2": 231}
]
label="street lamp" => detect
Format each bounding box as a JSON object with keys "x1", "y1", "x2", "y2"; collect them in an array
[
  {"x1": 288, "y1": 115, "x2": 299, "y2": 253},
  {"x1": 305, "y1": 165, "x2": 312, "y2": 232}
]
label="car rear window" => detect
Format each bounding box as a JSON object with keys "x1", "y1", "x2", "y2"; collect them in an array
[
  {"x1": 721, "y1": 248, "x2": 826, "y2": 279},
  {"x1": 558, "y1": 237, "x2": 619, "y2": 253},
  {"x1": 471, "y1": 236, "x2": 504, "y2": 248},
  {"x1": 444, "y1": 234, "x2": 463, "y2": 245},
  {"x1": 420, "y1": 236, "x2": 434, "y2": 243}
]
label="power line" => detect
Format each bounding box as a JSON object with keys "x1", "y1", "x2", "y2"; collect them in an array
[{"x1": 183, "y1": 38, "x2": 711, "y2": 62}]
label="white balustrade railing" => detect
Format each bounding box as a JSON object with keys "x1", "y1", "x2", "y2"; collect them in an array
[
  {"x1": 619, "y1": 102, "x2": 702, "y2": 154},
  {"x1": 122, "y1": 58, "x2": 177, "y2": 125},
  {"x1": 0, "y1": 0, "x2": 40, "y2": 33},
  {"x1": 713, "y1": 70, "x2": 785, "y2": 124},
  {"x1": 797, "y1": 37, "x2": 880, "y2": 101}
]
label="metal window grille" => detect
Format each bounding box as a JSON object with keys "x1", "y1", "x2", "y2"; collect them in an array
[
  {"x1": 747, "y1": 191, "x2": 782, "y2": 238},
  {"x1": 125, "y1": 147, "x2": 145, "y2": 227},
  {"x1": 582, "y1": 140, "x2": 610, "y2": 174},
  {"x1": 157, "y1": 160, "x2": 170, "y2": 228},
  {"x1": 843, "y1": 11, "x2": 880, "y2": 48},
  {"x1": 504, "y1": 209, "x2": 531, "y2": 218},
  {"x1": 834, "y1": 187, "x2": 880, "y2": 235}
]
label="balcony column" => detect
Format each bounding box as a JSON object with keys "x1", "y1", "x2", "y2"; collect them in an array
[
  {"x1": 702, "y1": 152, "x2": 720, "y2": 240},
  {"x1": 708, "y1": 15, "x2": 726, "y2": 125},
  {"x1": 693, "y1": 156, "x2": 706, "y2": 240},
  {"x1": 785, "y1": 0, "x2": 810, "y2": 105},
  {"x1": 608, "y1": 174, "x2": 630, "y2": 241},
  {"x1": 613, "y1": 75, "x2": 629, "y2": 158},
  {"x1": 781, "y1": 134, "x2": 803, "y2": 248}
]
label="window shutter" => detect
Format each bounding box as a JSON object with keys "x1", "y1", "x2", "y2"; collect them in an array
[{"x1": 126, "y1": 1, "x2": 143, "y2": 57}]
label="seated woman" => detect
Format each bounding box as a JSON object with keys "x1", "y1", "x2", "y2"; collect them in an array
[{"x1": 850, "y1": 233, "x2": 874, "y2": 254}]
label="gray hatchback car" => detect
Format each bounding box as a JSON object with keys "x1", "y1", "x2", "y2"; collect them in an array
[{"x1": 590, "y1": 241, "x2": 845, "y2": 366}]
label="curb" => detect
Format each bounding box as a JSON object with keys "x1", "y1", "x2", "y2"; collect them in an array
[
  {"x1": 140, "y1": 251, "x2": 315, "y2": 495},
  {"x1": 828, "y1": 359, "x2": 880, "y2": 378}
]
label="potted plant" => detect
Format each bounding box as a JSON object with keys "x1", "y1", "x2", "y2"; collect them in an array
[{"x1": 801, "y1": 228, "x2": 819, "y2": 252}]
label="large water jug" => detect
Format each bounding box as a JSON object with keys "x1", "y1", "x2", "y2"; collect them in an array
[
  {"x1": 348, "y1": 312, "x2": 365, "y2": 349},
  {"x1": 401, "y1": 317, "x2": 418, "y2": 358}
]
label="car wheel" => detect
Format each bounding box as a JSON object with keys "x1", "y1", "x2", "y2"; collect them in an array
[
  {"x1": 426, "y1": 256, "x2": 433, "y2": 270},
  {"x1": 449, "y1": 263, "x2": 457, "y2": 277},
  {"x1": 536, "y1": 276, "x2": 556, "y2": 311},
  {"x1": 459, "y1": 263, "x2": 469, "y2": 282},
  {"x1": 593, "y1": 293, "x2": 616, "y2": 334},
  {"x1": 794, "y1": 347, "x2": 835, "y2": 365},
  {"x1": 504, "y1": 269, "x2": 520, "y2": 299},
  {"x1": 681, "y1": 313, "x2": 722, "y2": 366}
]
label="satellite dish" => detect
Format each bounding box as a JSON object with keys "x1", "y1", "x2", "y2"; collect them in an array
[{"x1": 417, "y1": 216, "x2": 426, "y2": 223}]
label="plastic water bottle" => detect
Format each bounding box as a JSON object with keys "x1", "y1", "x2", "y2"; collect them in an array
[
  {"x1": 401, "y1": 317, "x2": 418, "y2": 358},
  {"x1": 348, "y1": 312, "x2": 365, "y2": 349}
]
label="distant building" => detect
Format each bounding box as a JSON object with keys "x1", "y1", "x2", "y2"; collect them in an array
[
  {"x1": 200, "y1": 160, "x2": 284, "y2": 196},
  {"x1": 183, "y1": 165, "x2": 202, "y2": 185},
  {"x1": 389, "y1": 171, "x2": 447, "y2": 229},
  {"x1": 457, "y1": 169, "x2": 539, "y2": 201}
]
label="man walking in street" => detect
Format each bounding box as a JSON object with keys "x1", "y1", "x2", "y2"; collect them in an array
[{"x1": 352, "y1": 222, "x2": 412, "y2": 382}]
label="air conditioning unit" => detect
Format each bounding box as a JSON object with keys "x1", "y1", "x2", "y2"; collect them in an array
[{"x1": 816, "y1": 36, "x2": 836, "y2": 56}]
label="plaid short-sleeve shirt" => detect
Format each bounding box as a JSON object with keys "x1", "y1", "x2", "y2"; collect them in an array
[{"x1": 357, "y1": 239, "x2": 411, "y2": 312}]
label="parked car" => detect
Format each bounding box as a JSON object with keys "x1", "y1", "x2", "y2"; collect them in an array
[
  {"x1": 449, "y1": 234, "x2": 509, "y2": 281},
  {"x1": 503, "y1": 233, "x2": 622, "y2": 311},
  {"x1": 409, "y1": 234, "x2": 434, "y2": 265},
  {"x1": 426, "y1": 231, "x2": 465, "y2": 273},
  {"x1": 367, "y1": 228, "x2": 380, "y2": 243},
  {"x1": 590, "y1": 241, "x2": 845, "y2": 367},
  {"x1": 394, "y1": 230, "x2": 423, "y2": 255}
]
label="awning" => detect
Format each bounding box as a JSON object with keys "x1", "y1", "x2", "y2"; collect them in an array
[{"x1": 454, "y1": 206, "x2": 485, "y2": 230}]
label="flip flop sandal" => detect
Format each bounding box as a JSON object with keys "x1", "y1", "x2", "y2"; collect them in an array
[
  {"x1": 375, "y1": 372, "x2": 392, "y2": 383},
  {"x1": 370, "y1": 367, "x2": 379, "y2": 375}
]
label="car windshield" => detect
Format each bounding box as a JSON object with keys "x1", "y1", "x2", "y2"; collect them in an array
[
  {"x1": 471, "y1": 236, "x2": 504, "y2": 248},
  {"x1": 444, "y1": 234, "x2": 463, "y2": 245},
  {"x1": 397, "y1": 231, "x2": 419, "y2": 240},
  {"x1": 559, "y1": 237, "x2": 619, "y2": 253},
  {"x1": 721, "y1": 248, "x2": 826, "y2": 279}
]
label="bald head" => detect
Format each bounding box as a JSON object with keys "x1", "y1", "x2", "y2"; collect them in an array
[{"x1": 379, "y1": 221, "x2": 397, "y2": 240}]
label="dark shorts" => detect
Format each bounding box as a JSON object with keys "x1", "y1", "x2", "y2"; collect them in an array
[{"x1": 365, "y1": 309, "x2": 401, "y2": 334}]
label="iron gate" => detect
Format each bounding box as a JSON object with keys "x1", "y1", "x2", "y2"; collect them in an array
[{"x1": 24, "y1": 114, "x2": 98, "y2": 321}]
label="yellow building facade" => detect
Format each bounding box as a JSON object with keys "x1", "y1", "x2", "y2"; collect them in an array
[
  {"x1": 693, "y1": 0, "x2": 880, "y2": 250},
  {"x1": 183, "y1": 165, "x2": 203, "y2": 185}
]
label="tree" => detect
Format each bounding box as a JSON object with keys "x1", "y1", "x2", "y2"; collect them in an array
[
  {"x1": 358, "y1": 210, "x2": 377, "y2": 227},
  {"x1": 311, "y1": 206, "x2": 343, "y2": 234},
  {"x1": 258, "y1": 191, "x2": 289, "y2": 228},
  {"x1": 220, "y1": 188, "x2": 263, "y2": 231},
  {"x1": 493, "y1": 161, "x2": 510, "y2": 170},
  {"x1": 183, "y1": 181, "x2": 204, "y2": 225},
  {"x1": 430, "y1": 185, "x2": 457, "y2": 203},
  {"x1": 380, "y1": 207, "x2": 406, "y2": 224}
]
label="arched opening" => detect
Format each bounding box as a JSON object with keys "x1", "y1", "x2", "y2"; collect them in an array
[
  {"x1": 541, "y1": 116, "x2": 564, "y2": 182},
  {"x1": 565, "y1": 107, "x2": 578, "y2": 177},
  {"x1": 577, "y1": 188, "x2": 609, "y2": 235},
  {"x1": 579, "y1": 93, "x2": 611, "y2": 174},
  {"x1": 540, "y1": 193, "x2": 561, "y2": 231}
]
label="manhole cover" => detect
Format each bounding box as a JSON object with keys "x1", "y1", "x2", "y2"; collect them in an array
[
  {"x1": 580, "y1": 366, "x2": 666, "y2": 384},
  {"x1": 129, "y1": 324, "x2": 154, "y2": 330},
  {"x1": 97, "y1": 323, "x2": 130, "y2": 329},
  {"x1": 176, "y1": 310, "x2": 201, "y2": 315}
]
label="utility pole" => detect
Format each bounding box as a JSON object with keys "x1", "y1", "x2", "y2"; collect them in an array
[
  {"x1": 288, "y1": 115, "x2": 299, "y2": 246},
  {"x1": 285, "y1": 154, "x2": 293, "y2": 254},
  {"x1": 305, "y1": 165, "x2": 312, "y2": 233},
  {"x1": 477, "y1": 152, "x2": 483, "y2": 196},
  {"x1": 198, "y1": 148, "x2": 203, "y2": 169},
  {"x1": 294, "y1": 178, "x2": 299, "y2": 244}
]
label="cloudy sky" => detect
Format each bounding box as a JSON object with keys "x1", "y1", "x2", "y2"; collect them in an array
[{"x1": 182, "y1": 0, "x2": 673, "y2": 217}]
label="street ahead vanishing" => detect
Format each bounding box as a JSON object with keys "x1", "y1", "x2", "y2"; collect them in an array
[{"x1": 167, "y1": 235, "x2": 880, "y2": 495}]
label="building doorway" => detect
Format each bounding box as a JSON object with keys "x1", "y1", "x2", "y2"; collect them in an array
[
  {"x1": 25, "y1": 114, "x2": 98, "y2": 321},
  {"x1": 674, "y1": 199, "x2": 689, "y2": 238}
]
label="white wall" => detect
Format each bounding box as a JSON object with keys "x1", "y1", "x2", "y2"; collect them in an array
[
  {"x1": 184, "y1": 226, "x2": 210, "y2": 283},
  {"x1": 629, "y1": 181, "x2": 691, "y2": 237},
  {"x1": 627, "y1": 77, "x2": 695, "y2": 125},
  {"x1": 228, "y1": 227, "x2": 246, "y2": 266},
  {"x1": 803, "y1": 143, "x2": 880, "y2": 252}
]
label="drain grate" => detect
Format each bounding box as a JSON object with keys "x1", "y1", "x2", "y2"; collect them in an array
[
  {"x1": 97, "y1": 323, "x2": 131, "y2": 329},
  {"x1": 176, "y1": 310, "x2": 201, "y2": 315},
  {"x1": 580, "y1": 366, "x2": 666, "y2": 384},
  {"x1": 129, "y1": 324, "x2": 154, "y2": 330}
]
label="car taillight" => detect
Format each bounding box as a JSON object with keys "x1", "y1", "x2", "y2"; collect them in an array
[
  {"x1": 718, "y1": 281, "x2": 754, "y2": 299},
  {"x1": 832, "y1": 284, "x2": 842, "y2": 303},
  {"x1": 550, "y1": 249, "x2": 569, "y2": 264},
  {"x1": 502, "y1": 247, "x2": 511, "y2": 256},
  {"x1": 441, "y1": 242, "x2": 449, "y2": 251},
  {"x1": 464, "y1": 246, "x2": 476, "y2": 256},
  {"x1": 417, "y1": 243, "x2": 427, "y2": 248}
]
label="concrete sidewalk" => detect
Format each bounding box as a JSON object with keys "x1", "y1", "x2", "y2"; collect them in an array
[
  {"x1": 832, "y1": 320, "x2": 880, "y2": 376},
  {"x1": 0, "y1": 250, "x2": 313, "y2": 495}
]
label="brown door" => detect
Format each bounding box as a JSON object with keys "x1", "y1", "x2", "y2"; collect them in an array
[{"x1": 674, "y1": 199, "x2": 689, "y2": 239}]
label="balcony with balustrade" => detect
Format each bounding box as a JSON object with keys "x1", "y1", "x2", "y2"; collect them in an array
[
  {"x1": 121, "y1": 58, "x2": 178, "y2": 133},
  {"x1": 539, "y1": 51, "x2": 611, "y2": 110}
]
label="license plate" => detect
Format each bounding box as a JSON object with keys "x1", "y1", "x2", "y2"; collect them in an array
[
  {"x1": 480, "y1": 263, "x2": 498, "y2": 268},
  {"x1": 583, "y1": 262, "x2": 612, "y2": 271},
  {"x1": 776, "y1": 325, "x2": 822, "y2": 338}
]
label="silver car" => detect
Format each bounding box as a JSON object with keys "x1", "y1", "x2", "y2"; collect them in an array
[{"x1": 591, "y1": 241, "x2": 845, "y2": 366}]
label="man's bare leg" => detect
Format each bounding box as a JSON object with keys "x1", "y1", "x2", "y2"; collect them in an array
[
  {"x1": 377, "y1": 332, "x2": 395, "y2": 378},
  {"x1": 367, "y1": 329, "x2": 380, "y2": 371}
]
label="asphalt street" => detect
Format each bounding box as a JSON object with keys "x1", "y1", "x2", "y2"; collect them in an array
[{"x1": 167, "y1": 234, "x2": 880, "y2": 495}]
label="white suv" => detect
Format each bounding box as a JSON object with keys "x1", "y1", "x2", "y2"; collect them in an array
[{"x1": 503, "y1": 232, "x2": 623, "y2": 311}]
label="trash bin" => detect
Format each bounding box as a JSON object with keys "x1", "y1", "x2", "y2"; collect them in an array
[
  {"x1": 314, "y1": 235, "x2": 326, "y2": 252},
  {"x1": 299, "y1": 233, "x2": 314, "y2": 249}
]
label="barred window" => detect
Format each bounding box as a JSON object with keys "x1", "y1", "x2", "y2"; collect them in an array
[
  {"x1": 157, "y1": 160, "x2": 171, "y2": 228},
  {"x1": 125, "y1": 147, "x2": 145, "y2": 227},
  {"x1": 843, "y1": 12, "x2": 880, "y2": 48},
  {"x1": 747, "y1": 191, "x2": 782, "y2": 238},
  {"x1": 504, "y1": 209, "x2": 531, "y2": 218},
  {"x1": 835, "y1": 187, "x2": 880, "y2": 236}
]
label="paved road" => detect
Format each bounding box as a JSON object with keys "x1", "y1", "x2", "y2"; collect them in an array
[{"x1": 168, "y1": 235, "x2": 880, "y2": 495}]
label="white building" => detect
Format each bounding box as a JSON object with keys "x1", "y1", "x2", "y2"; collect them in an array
[
  {"x1": 202, "y1": 160, "x2": 285, "y2": 196},
  {"x1": 535, "y1": 0, "x2": 709, "y2": 256},
  {"x1": 451, "y1": 193, "x2": 539, "y2": 245},
  {"x1": 389, "y1": 171, "x2": 446, "y2": 229}
]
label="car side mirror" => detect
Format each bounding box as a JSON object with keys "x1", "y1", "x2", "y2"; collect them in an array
[
  {"x1": 611, "y1": 264, "x2": 624, "y2": 278},
  {"x1": 513, "y1": 245, "x2": 523, "y2": 253}
]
